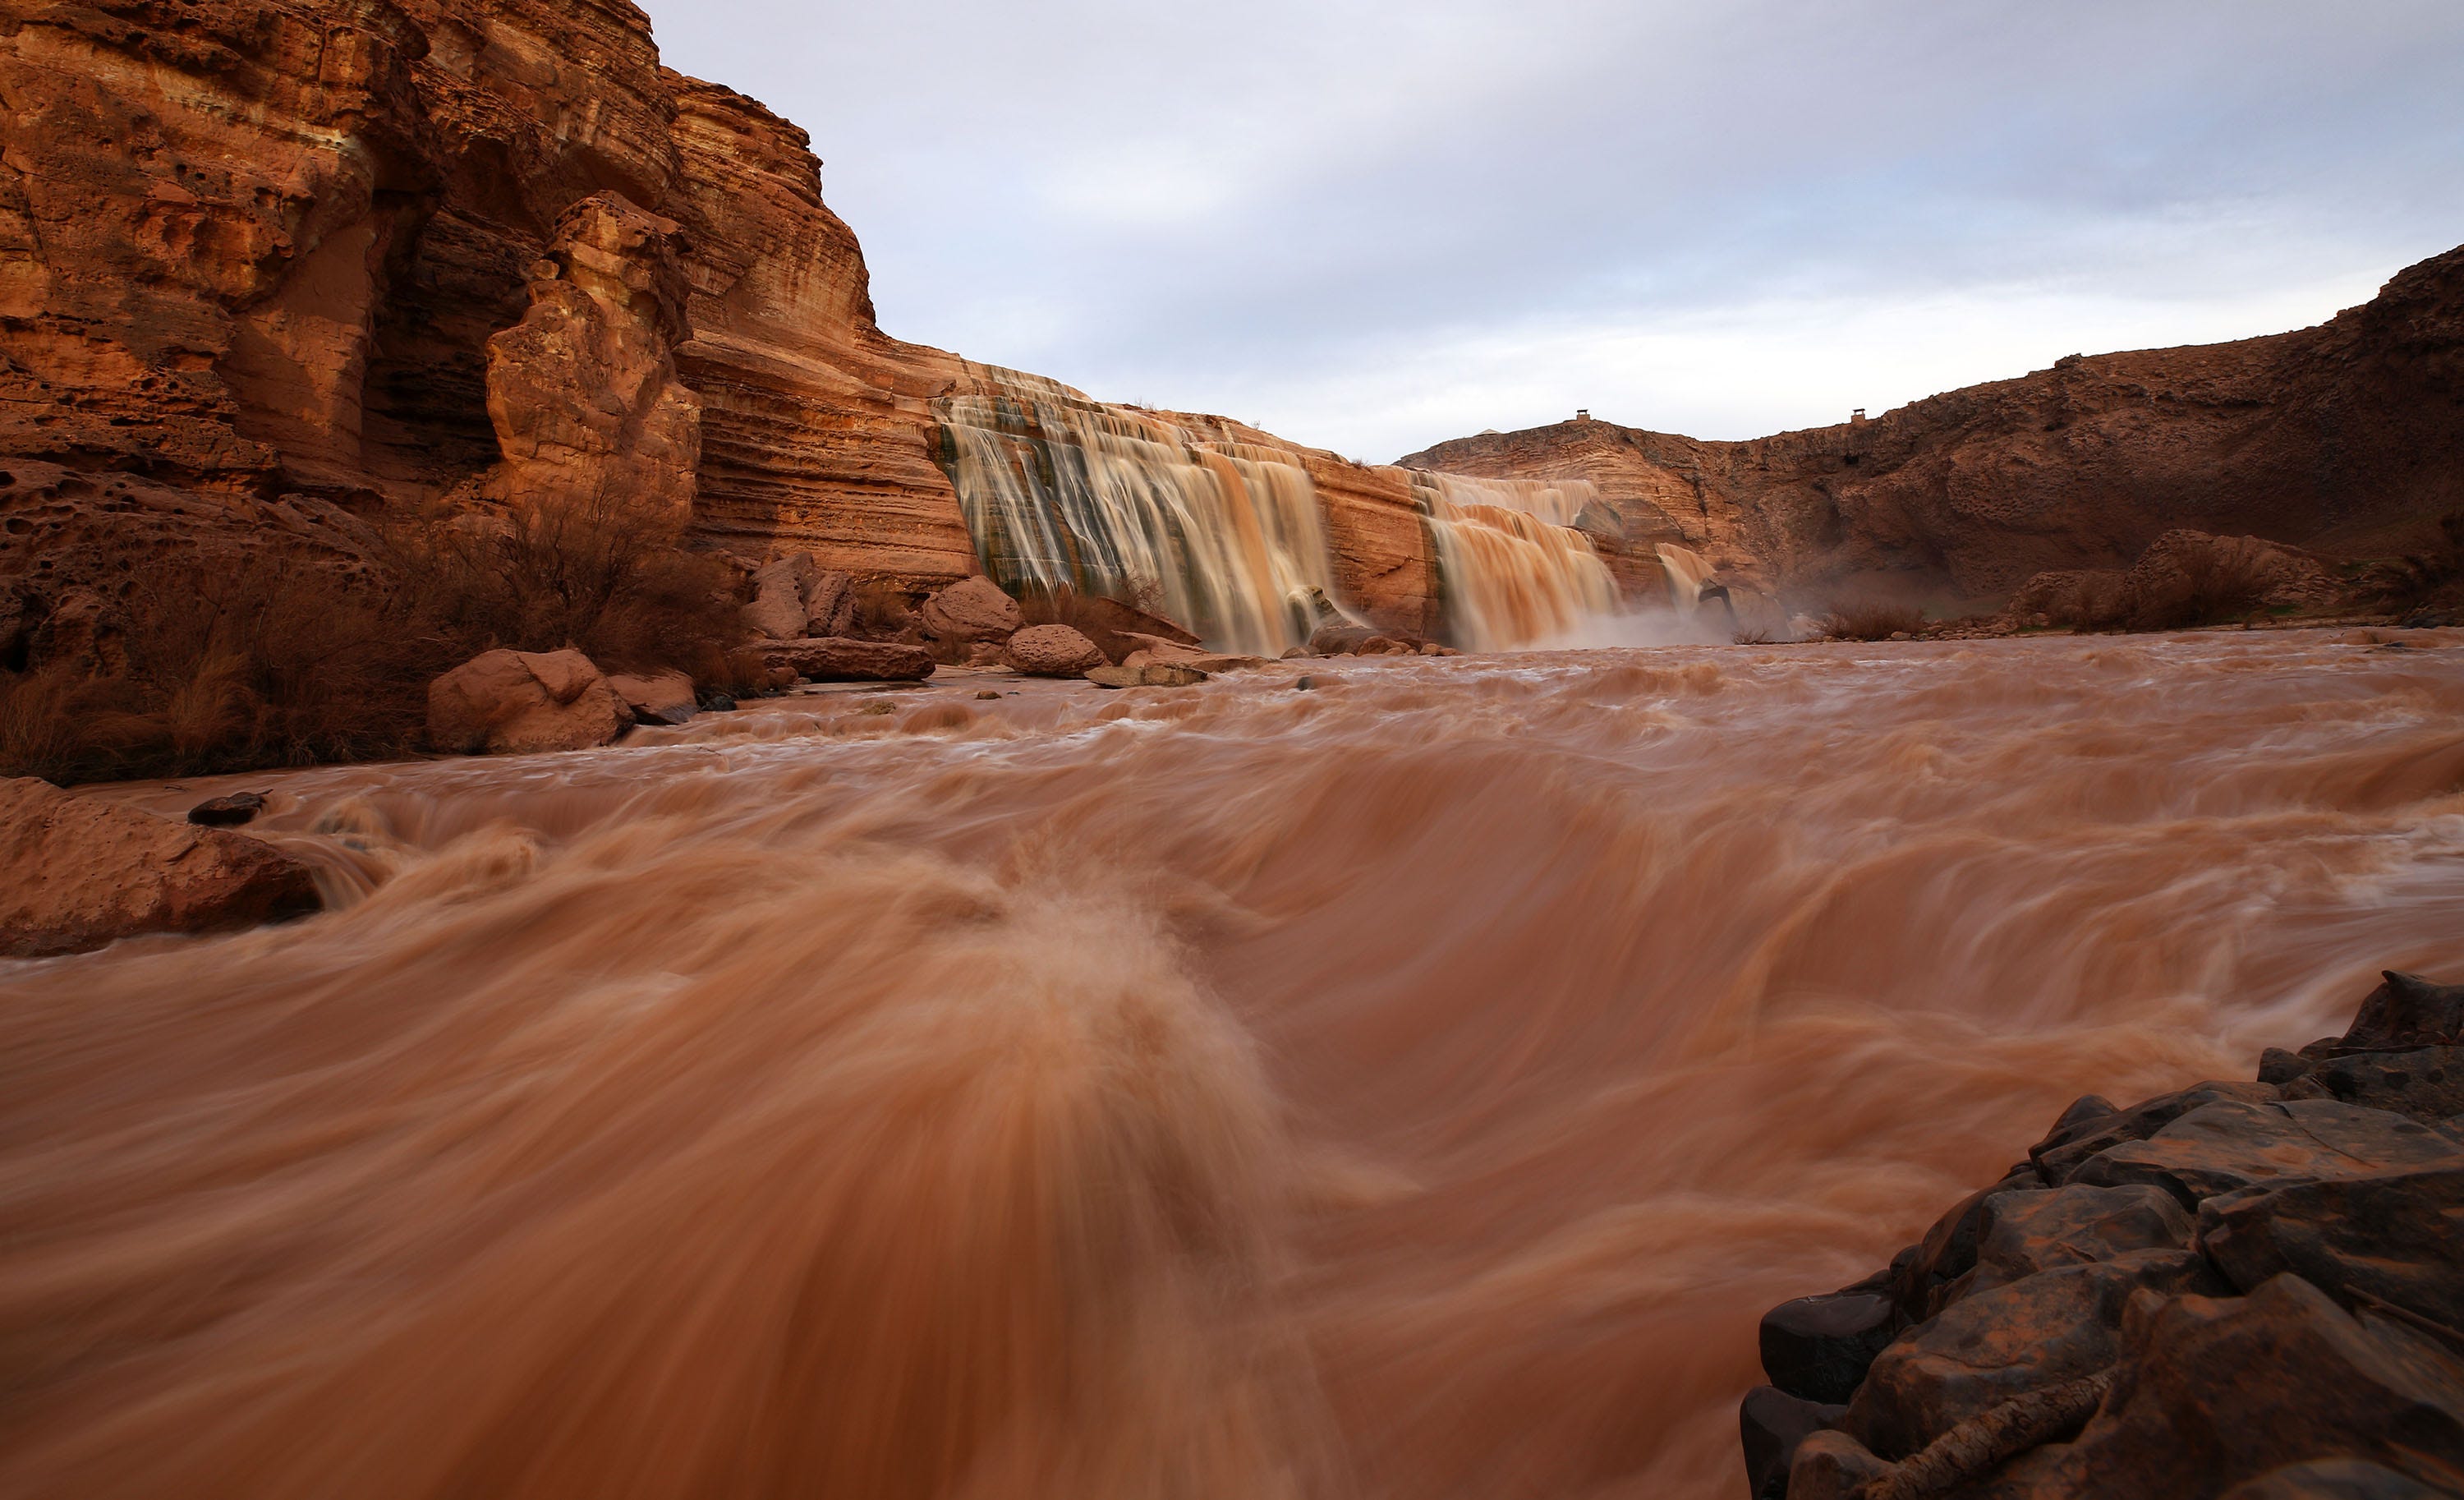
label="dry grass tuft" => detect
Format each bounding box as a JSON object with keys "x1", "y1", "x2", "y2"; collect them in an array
[{"x1": 1818, "y1": 599, "x2": 1927, "y2": 641}]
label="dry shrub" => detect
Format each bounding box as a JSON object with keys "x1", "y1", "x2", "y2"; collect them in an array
[
  {"x1": 2, "y1": 494, "x2": 744, "y2": 785},
  {"x1": 1818, "y1": 599, "x2": 1926, "y2": 641},
  {"x1": 2037, "y1": 572, "x2": 2131, "y2": 632},
  {"x1": 2128, "y1": 544, "x2": 2275, "y2": 630},
  {"x1": 2362, "y1": 510, "x2": 2464, "y2": 612},
  {"x1": 0, "y1": 551, "x2": 438, "y2": 784},
  {"x1": 375, "y1": 494, "x2": 738, "y2": 671}
]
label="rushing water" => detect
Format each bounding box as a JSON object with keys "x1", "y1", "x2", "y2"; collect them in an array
[
  {"x1": 937, "y1": 370, "x2": 1351, "y2": 656},
  {"x1": 935, "y1": 371, "x2": 1631, "y2": 653},
  {"x1": 1407, "y1": 473, "x2": 1623, "y2": 651},
  {"x1": 4, "y1": 631, "x2": 2462, "y2": 1500}
]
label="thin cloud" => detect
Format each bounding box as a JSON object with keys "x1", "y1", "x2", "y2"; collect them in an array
[{"x1": 643, "y1": 0, "x2": 2464, "y2": 457}]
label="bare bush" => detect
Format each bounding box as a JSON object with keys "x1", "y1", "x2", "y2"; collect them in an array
[
  {"x1": 2, "y1": 494, "x2": 744, "y2": 785},
  {"x1": 2362, "y1": 510, "x2": 2464, "y2": 612},
  {"x1": 0, "y1": 551, "x2": 437, "y2": 784},
  {"x1": 374, "y1": 494, "x2": 738, "y2": 670},
  {"x1": 2127, "y1": 543, "x2": 2275, "y2": 630},
  {"x1": 1818, "y1": 599, "x2": 1926, "y2": 641}
]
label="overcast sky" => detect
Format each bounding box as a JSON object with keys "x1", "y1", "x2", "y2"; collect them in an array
[{"x1": 640, "y1": 0, "x2": 2464, "y2": 461}]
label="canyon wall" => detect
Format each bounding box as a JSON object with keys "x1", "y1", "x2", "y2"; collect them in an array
[
  {"x1": 0, "y1": 1, "x2": 1448, "y2": 638},
  {"x1": 16, "y1": 0, "x2": 2448, "y2": 641},
  {"x1": 1401, "y1": 246, "x2": 2464, "y2": 607}
]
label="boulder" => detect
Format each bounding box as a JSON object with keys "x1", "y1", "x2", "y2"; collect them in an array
[
  {"x1": 425, "y1": 649, "x2": 627, "y2": 756},
  {"x1": 0, "y1": 777, "x2": 321, "y2": 957},
  {"x1": 2220, "y1": 1459, "x2": 2449, "y2": 1500},
  {"x1": 1762, "y1": 1289, "x2": 1899, "y2": 1405},
  {"x1": 1308, "y1": 622, "x2": 1393, "y2": 655},
  {"x1": 758, "y1": 637, "x2": 935, "y2": 683},
  {"x1": 1085, "y1": 665, "x2": 1145, "y2": 689},
  {"x1": 1742, "y1": 1386, "x2": 1847, "y2": 1500},
  {"x1": 2334, "y1": 971, "x2": 2464, "y2": 1053},
  {"x1": 2198, "y1": 1164, "x2": 2464, "y2": 1331},
  {"x1": 1043, "y1": 596, "x2": 1202, "y2": 663},
  {"x1": 186, "y1": 791, "x2": 269, "y2": 827},
  {"x1": 2031, "y1": 1080, "x2": 2282, "y2": 1182},
  {"x1": 606, "y1": 670, "x2": 699, "y2": 726},
  {"x1": 1847, "y1": 1252, "x2": 2221, "y2": 1461},
  {"x1": 2066, "y1": 1275, "x2": 2464, "y2": 1499},
  {"x1": 1004, "y1": 623, "x2": 1106, "y2": 678},
  {"x1": 1786, "y1": 1429, "x2": 1892, "y2": 1500},
  {"x1": 2276, "y1": 1046, "x2": 2464, "y2": 1124},
  {"x1": 742, "y1": 554, "x2": 857, "y2": 640},
  {"x1": 1965, "y1": 1183, "x2": 2195, "y2": 1295},
  {"x1": 2071, "y1": 1099, "x2": 2463, "y2": 1209},
  {"x1": 918, "y1": 577, "x2": 1022, "y2": 642},
  {"x1": 803, "y1": 569, "x2": 857, "y2": 637},
  {"x1": 1140, "y1": 662, "x2": 1209, "y2": 687}
]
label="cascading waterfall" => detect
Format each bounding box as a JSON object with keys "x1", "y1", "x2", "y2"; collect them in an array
[
  {"x1": 1655, "y1": 543, "x2": 1719, "y2": 614},
  {"x1": 1404, "y1": 472, "x2": 1621, "y2": 650},
  {"x1": 935, "y1": 370, "x2": 1348, "y2": 657}
]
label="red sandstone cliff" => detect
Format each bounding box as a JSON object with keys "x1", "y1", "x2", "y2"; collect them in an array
[
  {"x1": 0, "y1": 0, "x2": 1443, "y2": 635},
  {"x1": 10, "y1": 0, "x2": 2454, "y2": 640},
  {"x1": 1400, "y1": 246, "x2": 2464, "y2": 606}
]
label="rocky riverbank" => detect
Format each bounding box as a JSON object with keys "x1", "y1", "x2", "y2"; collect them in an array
[{"x1": 1744, "y1": 972, "x2": 2464, "y2": 1499}]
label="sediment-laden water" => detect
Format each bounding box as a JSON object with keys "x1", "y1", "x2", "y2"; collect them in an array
[
  {"x1": 935, "y1": 370, "x2": 1636, "y2": 654},
  {"x1": 4, "y1": 630, "x2": 2461, "y2": 1500}
]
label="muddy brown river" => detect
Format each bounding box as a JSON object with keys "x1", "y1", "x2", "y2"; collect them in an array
[{"x1": 4, "y1": 630, "x2": 2461, "y2": 1500}]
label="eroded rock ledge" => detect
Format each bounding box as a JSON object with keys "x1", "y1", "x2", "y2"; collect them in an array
[{"x1": 1744, "y1": 972, "x2": 2464, "y2": 1500}]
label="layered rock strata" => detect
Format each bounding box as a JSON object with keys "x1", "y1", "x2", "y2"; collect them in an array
[
  {"x1": 1744, "y1": 972, "x2": 2464, "y2": 1500},
  {"x1": 1402, "y1": 246, "x2": 2464, "y2": 607},
  {"x1": 0, "y1": 0, "x2": 1489, "y2": 652}
]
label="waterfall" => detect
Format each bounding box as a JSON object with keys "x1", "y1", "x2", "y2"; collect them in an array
[
  {"x1": 1404, "y1": 472, "x2": 1621, "y2": 650},
  {"x1": 1655, "y1": 543, "x2": 1719, "y2": 614},
  {"x1": 935, "y1": 370, "x2": 1347, "y2": 657}
]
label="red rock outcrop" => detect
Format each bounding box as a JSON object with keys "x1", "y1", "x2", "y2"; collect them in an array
[
  {"x1": 10, "y1": 0, "x2": 2457, "y2": 662},
  {"x1": 1401, "y1": 246, "x2": 2464, "y2": 607},
  {"x1": 483, "y1": 191, "x2": 700, "y2": 522},
  {"x1": 0, "y1": 775, "x2": 321, "y2": 955},
  {"x1": 660, "y1": 76, "x2": 980, "y2": 583},
  {"x1": 425, "y1": 646, "x2": 626, "y2": 754}
]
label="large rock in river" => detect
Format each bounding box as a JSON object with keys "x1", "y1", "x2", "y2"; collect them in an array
[
  {"x1": 760, "y1": 637, "x2": 935, "y2": 682},
  {"x1": 0, "y1": 777, "x2": 321, "y2": 957},
  {"x1": 426, "y1": 649, "x2": 627, "y2": 756},
  {"x1": 1004, "y1": 624, "x2": 1107, "y2": 677},
  {"x1": 918, "y1": 577, "x2": 1022, "y2": 642}
]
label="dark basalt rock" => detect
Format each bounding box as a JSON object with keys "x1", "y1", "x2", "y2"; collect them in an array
[
  {"x1": 1741, "y1": 1385, "x2": 1846, "y2": 1500},
  {"x1": 1761, "y1": 1290, "x2": 1900, "y2": 1406},
  {"x1": 1964, "y1": 1182, "x2": 2194, "y2": 1295},
  {"x1": 2276, "y1": 1046, "x2": 2464, "y2": 1124},
  {"x1": 2030, "y1": 1079, "x2": 2281, "y2": 1184},
  {"x1": 2070, "y1": 1098, "x2": 2460, "y2": 1209},
  {"x1": 1847, "y1": 1251, "x2": 2219, "y2": 1461},
  {"x1": 2337, "y1": 971, "x2": 2464, "y2": 1053},
  {"x1": 2220, "y1": 1458, "x2": 2451, "y2": 1499},
  {"x1": 2199, "y1": 1163, "x2": 2464, "y2": 1332},
  {"x1": 2068, "y1": 1275, "x2": 2464, "y2": 1499},
  {"x1": 1745, "y1": 971, "x2": 2464, "y2": 1499}
]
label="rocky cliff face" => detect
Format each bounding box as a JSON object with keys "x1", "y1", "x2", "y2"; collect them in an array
[
  {"x1": 1400, "y1": 247, "x2": 2464, "y2": 608},
  {"x1": 0, "y1": 0, "x2": 1455, "y2": 637}
]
